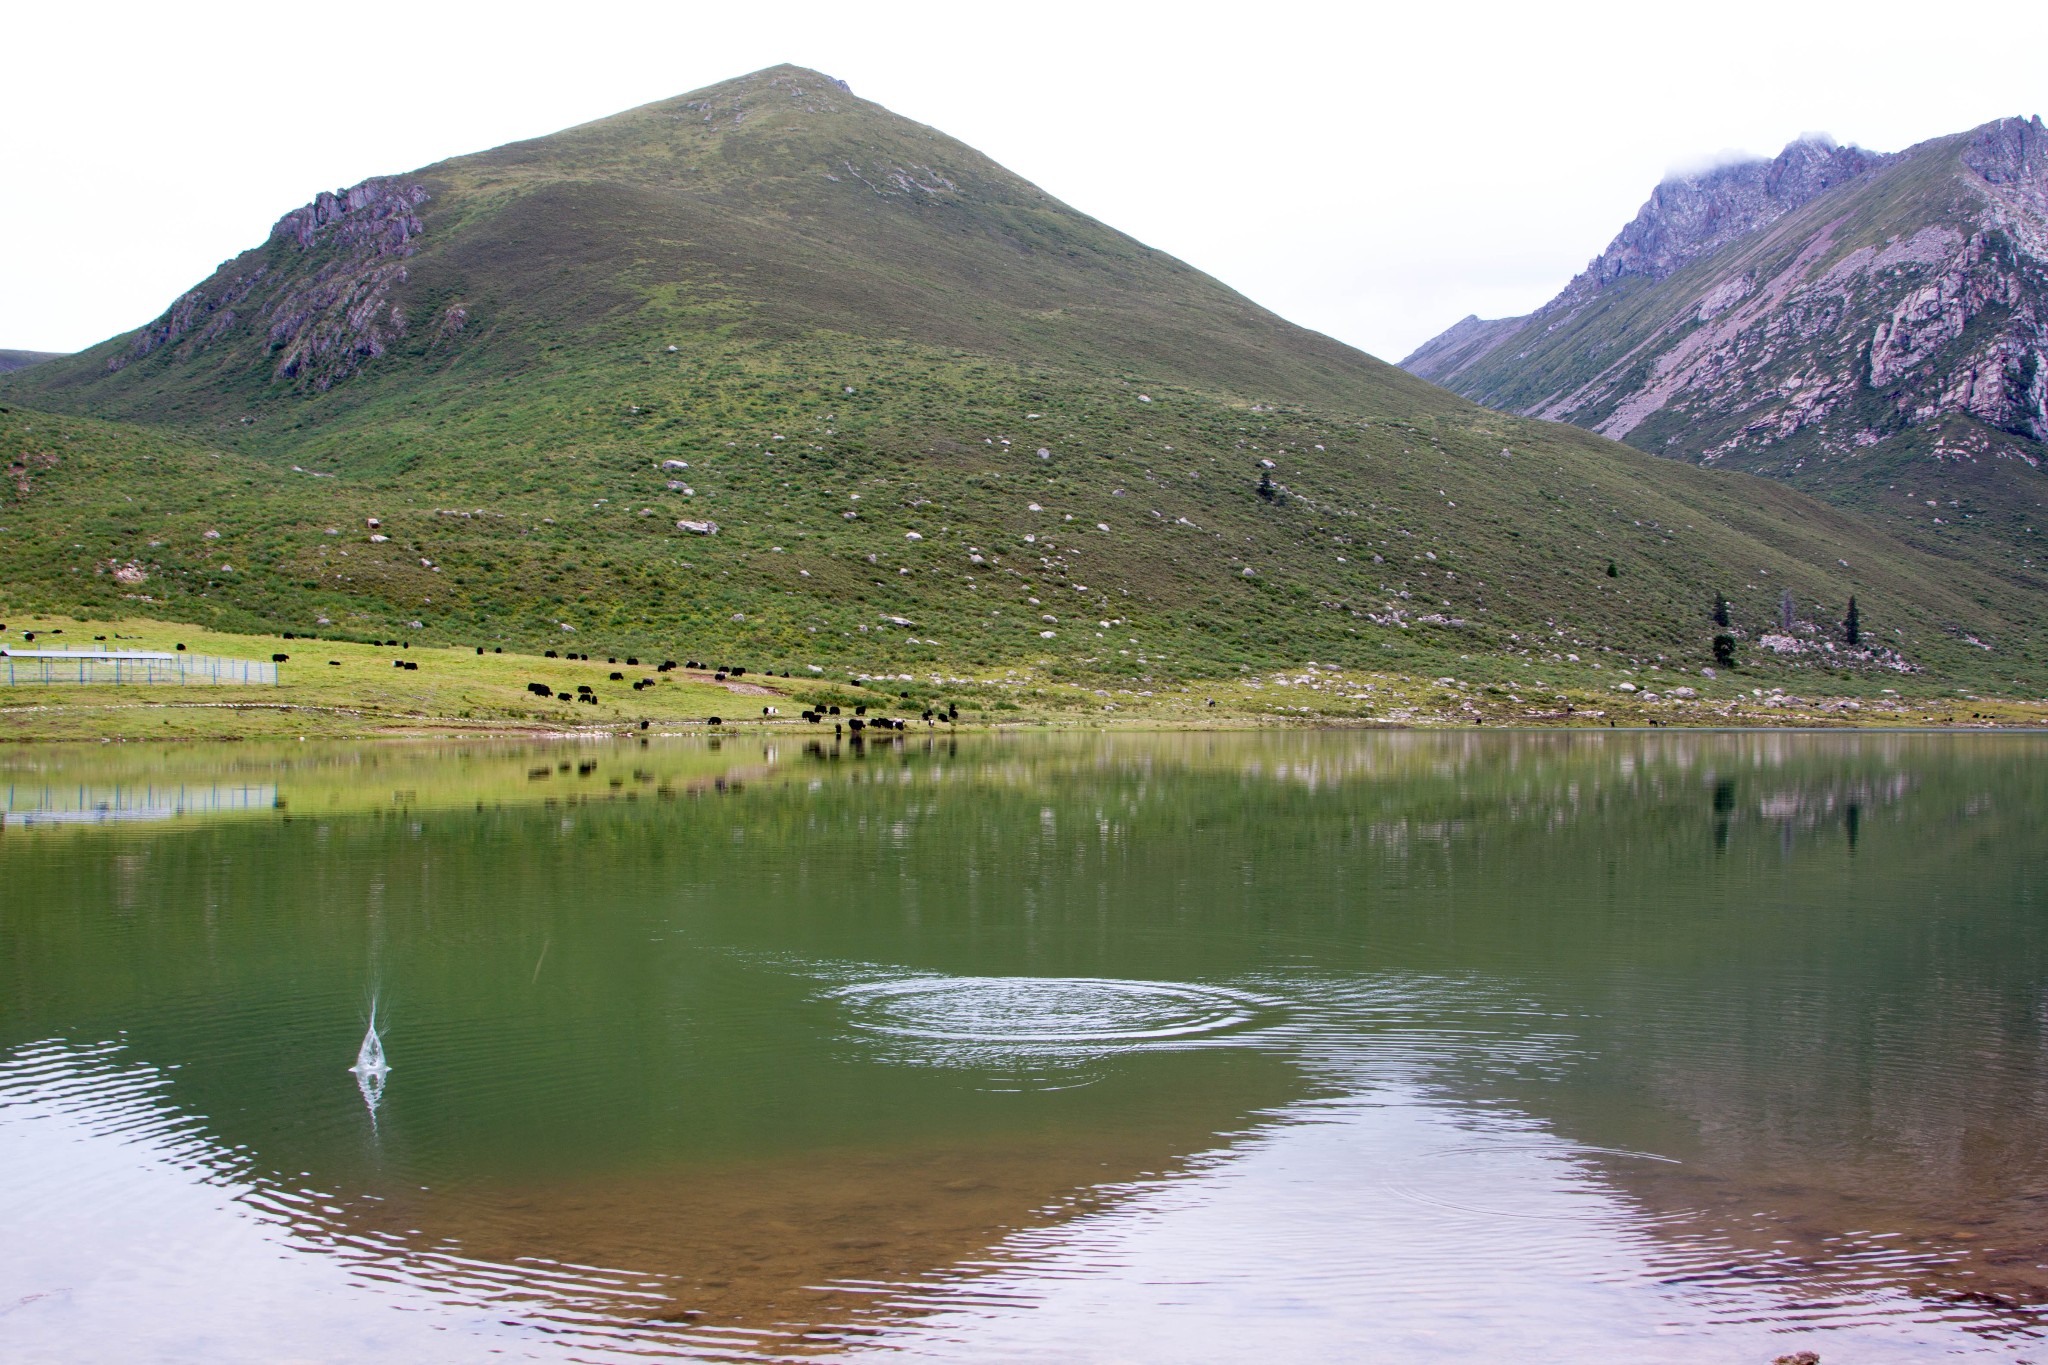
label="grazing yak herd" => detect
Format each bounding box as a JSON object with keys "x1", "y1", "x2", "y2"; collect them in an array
[{"x1": 515, "y1": 655, "x2": 962, "y2": 731}]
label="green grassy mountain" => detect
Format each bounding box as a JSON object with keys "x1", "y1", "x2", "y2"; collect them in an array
[
  {"x1": 1402, "y1": 118, "x2": 2048, "y2": 585},
  {"x1": 4, "y1": 67, "x2": 2043, "y2": 693},
  {"x1": 21, "y1": 67, "x2": 1447, "y2": 426},
  {"x1": 0, "y1": 350, "x2": 64, "y2": 374}
]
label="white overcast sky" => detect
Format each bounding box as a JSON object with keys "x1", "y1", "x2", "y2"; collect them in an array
[{"x1": 5, "y1": 0, "x2": 2043, "y2": 362}]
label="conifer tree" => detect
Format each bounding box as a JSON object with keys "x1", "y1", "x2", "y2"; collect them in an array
[
  {"x1": 1713, "y1": 593, "x2": 1731, "y2": 628},
  {"x1": 1844, "y1": 596, "x2": 1861, "y2": 645}
]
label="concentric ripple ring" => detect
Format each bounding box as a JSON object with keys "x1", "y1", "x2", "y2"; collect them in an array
[{"x1": 837, "y1": 976, "x2": 1269, "y2": 1046}]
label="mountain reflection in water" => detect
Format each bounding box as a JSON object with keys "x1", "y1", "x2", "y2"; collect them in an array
[{"x1": 1, "y1": 731, "x2": 2043, "y2": 1361}]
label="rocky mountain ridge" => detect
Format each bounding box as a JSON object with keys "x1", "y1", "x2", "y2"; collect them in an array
[
  {"x1": 1562, "y1": 135, "x2": 1890, "y2": 304},
  {"x1": 1402, "y1": 136, "x2": 1892, "y2": 387},
  {"x1": 1401, "y1": 117, "x2": 2048, "y2": 563}
]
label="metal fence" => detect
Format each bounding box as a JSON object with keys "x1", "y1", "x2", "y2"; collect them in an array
[
  {"x1": 1, "y1": 781, "x2": 280, "y2": 825},
  {"x1": 0, "y1": 650, "x2": 279, "y2": 686}
]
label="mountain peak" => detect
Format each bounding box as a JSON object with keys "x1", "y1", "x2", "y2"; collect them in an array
[
  {"x1": 11, "y1": 61, "x2": 1437, "y2": 426},
  {"x1": 1961, "y1": 114, "x2": 2047, "y2": 210},
  {"x1": 650, "y1": 62, "x2": 857, "y2": 115},
  {"x1": 1563, "y1": 134, "x2": 1887, "y2": 301},
  {"x1": 437, "y1": 61, "x2": 1038, "y2": 212},
  {"x1": 760, "y1": 61, "x2": 852, "y2": 91}
]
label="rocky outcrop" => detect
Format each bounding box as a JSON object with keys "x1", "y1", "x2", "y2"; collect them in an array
[
  {"x1": 1964, "y1": 114, "x2": 2048, "y2": 213},
  {"x1": 263, "y1": 180, "x2": 429, "y2": 389},
  {"x1": 110, "y1": 178, "x2": 431, "y2": 392},
  {"x1": 1402, "y1": 116, "x2": 2048, "y2": 475},
  {"x1": 121, "y1": 266, "x2": 272, "y2": 365},
  {"x1": 1560, "y1": 136, "x2": 1889, "y2": 304},
  {"x1": 1864, "y1": 226, "x2": 2045, "y2": 441},
  {"x1": 271, "y1": 179, "x2": 427, "y2": 253}
]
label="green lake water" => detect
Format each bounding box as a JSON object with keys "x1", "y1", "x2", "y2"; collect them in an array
[{"x1": 2, "y1": 731, "x2": 2044, "y2": 1361}]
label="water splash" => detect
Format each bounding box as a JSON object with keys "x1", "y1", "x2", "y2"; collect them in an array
[{"x1": 348, "y1": 1001, "x2": 390, "y2": 1122}]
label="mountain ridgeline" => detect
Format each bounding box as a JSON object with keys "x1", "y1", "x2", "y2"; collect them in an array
[
  {"x1": 1403, "y1": 117, "x2": 2048, "y2": 586},
  {"x1": 2, "y1": 68, "x2": 2042, "y2": 689},
  {"x1": 23, "y1": 68, "x2": 1442, "y2": 422},
  {"x1": 0, "y1": 351, "x2": 64, "y2": 374}
]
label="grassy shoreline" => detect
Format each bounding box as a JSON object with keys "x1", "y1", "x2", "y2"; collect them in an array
[{"x1": 3, "y1": 612, "x2": 2043, "y2": 741}]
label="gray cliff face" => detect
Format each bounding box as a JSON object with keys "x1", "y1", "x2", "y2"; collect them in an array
[
  {"x1": 1963, "y1": 114, "x2": 2048, "y2": 206},
  {"x1": 1402, "y1": 117, "x2": 2048, "y2": 479},
  {"x1": 1562, "y1": 137, "x2": 1890, "y2": 304},
  {"x1": 111, "y1": 178, "x2": 441, "y2": 392},
  {"x1": 263, "y1": 180, "x2": 430, "y2": 388}
]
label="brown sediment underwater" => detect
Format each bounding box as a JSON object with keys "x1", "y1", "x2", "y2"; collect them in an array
[{"x1": 318, "y1": 1050, "x2": 1301, "y2": 1348}]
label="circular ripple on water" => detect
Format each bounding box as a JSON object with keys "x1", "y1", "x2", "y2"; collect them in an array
[{"x1": 837, "y1": 976, "x2": 1272, "y2": 1050}]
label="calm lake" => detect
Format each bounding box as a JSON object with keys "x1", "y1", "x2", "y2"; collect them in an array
[{"x1": 2, "y1": 731, "x2": 2044, "y2": 1362}]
